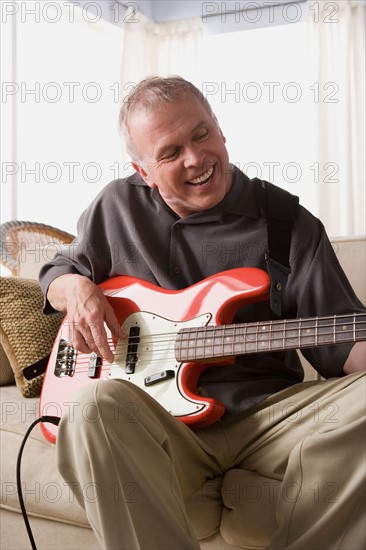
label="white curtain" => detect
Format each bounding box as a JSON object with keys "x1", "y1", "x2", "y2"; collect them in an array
[
  {"x1": 120, "y1": 12, "x2": 202, "y2": 95},
  {"x1": 307, "y1": 0, "x2": 365, "y2": 237},
  {"x1": 2, "y1": 1, "x2": 124, "y2": 235}
]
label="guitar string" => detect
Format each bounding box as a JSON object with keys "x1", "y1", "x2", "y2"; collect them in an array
[
  {"x1": 57, "y1": 315, "x2": 365, "y2": 374},
  {"x1": 67, "y1": 323, "x2": 365, "y2": 360},
  {"x1": 113, "y1": 325, "x2": 365, "y2": 353},
  {"x1": 60, "y1": 319, "x2": 365, "y2": 356},
  {"x1": 123, "y1": 315, "x2": 365, "y2": 344},
  {"x1": 123, "y1": 320, "x2": 366, "y2": 344},
  {"x1": 60, "y1": 314, "x2": 365, "y2": 347},
  {"x1": 62, "y1": 326, "x2": 365, "y2": 375}
]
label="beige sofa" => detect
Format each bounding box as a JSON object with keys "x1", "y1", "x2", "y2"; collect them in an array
[{"x1": 1, "y1": 237, "x2": 365, "y2": 550}]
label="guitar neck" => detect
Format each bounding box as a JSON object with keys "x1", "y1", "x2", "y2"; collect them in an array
[{"x1": 175, "y1": 313, "x2": 366, "y2": 362}]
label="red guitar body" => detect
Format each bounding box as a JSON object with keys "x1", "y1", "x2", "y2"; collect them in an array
[{"x1": 40, "y1": 267, "x2": 269, "y2": 442}]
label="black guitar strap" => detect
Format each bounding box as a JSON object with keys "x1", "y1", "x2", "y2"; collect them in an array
[{"x1": 255, "y1": 178, "x2": 299, "y2": 317}]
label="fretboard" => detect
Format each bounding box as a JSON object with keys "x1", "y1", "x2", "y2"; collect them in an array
[{"x1": 175, "y1": 313, "x2": 366, "y2": 362}]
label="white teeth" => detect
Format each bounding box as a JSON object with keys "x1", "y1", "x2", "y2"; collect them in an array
[{"x1": 188, "y1": 166, "x2": 214, "y2": 185}]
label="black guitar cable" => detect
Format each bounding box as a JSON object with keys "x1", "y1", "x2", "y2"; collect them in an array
[{"x1": 16, "y1": 416, "x2": 61, "y2": 550}]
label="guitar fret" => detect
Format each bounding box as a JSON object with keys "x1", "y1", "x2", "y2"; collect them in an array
[
  {"x1": 260, "y1": 323, "x2": 267, "y2": 351},
  {"x1": 242, "y1": 325, "x2": 246, "y2": 354},
  {"x1": 229, "y1": 327, "x2": 235, "y2": 354},
  {"x1": 301, "y1": 319, "x2": 315, "y2": 346},
  {"x1": 213, "y1": 330, "x2": 222, "y2": 357},
  {"x1": 259, "y1": 324, "x2": 270, "y2": 352},
  {"x1": 268, "y1": 323, "x2": 272, "y2": 352},
  {"x1": 315, "y1": 317, "x2": 318, "y2": 347},
  {"x1": 286, "y1": 320, "x2": 300, "y2": 348},
  {"x1": 336, "y1": 315, "x2": 354, "y2": 342},
  {"x1": 298, "y1": 319, "x2": 301, "y2": 348},
  {"x1": 204, "y1": 327, "x2": 211, "y2": 359},
  {"x1": 268, "y1": 321, "x2": 282, "y2": 350},
  {"x1": 244, "y1": 323, "x2": 257, "y2": 354}
]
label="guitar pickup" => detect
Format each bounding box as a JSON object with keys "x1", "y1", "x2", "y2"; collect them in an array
[
  {"x1": 88, "y1": 353, "x2": 102, "y2": 378},
  {"x1": 125, "y1": 353, "x2": 137, "y2": 374},
  {"x1": 125, "y1": 326, "x2": 140, "y2": 374},
  {"x1": 145, "y1": 370, "x2": 175, "y2": 387}
]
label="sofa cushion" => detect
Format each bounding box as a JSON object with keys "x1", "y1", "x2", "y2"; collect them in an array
[
  {"x1": 0, "y1": 345, "x2": 15, "y2": 386},
  {"x1": 331, "y1": 237, "x2": 366, "y2": 304},
  {"x1": 0, "y1": 277, "x2": 64, "y2": 397},
  {"x1": 0, "y1": 385, "x2": 91, "y2": 528}
]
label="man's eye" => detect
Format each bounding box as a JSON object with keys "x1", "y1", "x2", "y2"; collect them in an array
[
  {"x1": 164, "y1": 149, "x2": 179, "y2": 160},
  {"x1": 196, "y1": 130, "x2": 209, "y2": 140}
]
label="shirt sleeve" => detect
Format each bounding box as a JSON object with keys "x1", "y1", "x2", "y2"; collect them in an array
[
  {"x1": 38, "y1": 188, "x2": 115, "y2": 314},
  {"x1": 283, "y1": 207, "x2": 365, "y2": 378},
  {"x1": 38, "y1": 175, "x2": 162, "y2": 313}
]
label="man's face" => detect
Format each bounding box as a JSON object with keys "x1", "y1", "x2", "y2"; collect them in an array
[{"x1": 130, "y1": 92, "x2": 233, "y2": 218}]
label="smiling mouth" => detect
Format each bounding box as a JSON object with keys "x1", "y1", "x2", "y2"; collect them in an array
[{"x1": 187, "y1": 166, "x2": 214, "y2": 186}]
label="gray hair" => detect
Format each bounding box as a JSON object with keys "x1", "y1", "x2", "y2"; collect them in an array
[{"x1": 118, "y1": 75, "x2": 216, "y2": 163}]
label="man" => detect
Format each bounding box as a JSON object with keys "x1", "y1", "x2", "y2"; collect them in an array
[{"x1": 40, "y1": 76, "x2": 365, "y2": 550}]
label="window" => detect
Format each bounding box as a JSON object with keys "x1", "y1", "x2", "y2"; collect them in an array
[
  {"x1": 2, "y1": 1, "x2": 124, "y2": 234},
  {"x1": 197, "y1": 21, "x2": 319, "y2": 215}
]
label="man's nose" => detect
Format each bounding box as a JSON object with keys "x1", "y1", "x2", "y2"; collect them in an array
[{"x1": 183, "y1": 145, "x2": 205, "y2": 168}]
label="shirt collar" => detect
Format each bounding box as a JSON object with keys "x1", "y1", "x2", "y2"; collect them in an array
[
  {"x1": 127, "y1": 165, "x2": 261, "y2": 222},
  {"x1": 219, "y1": 165, "x2": 261, "y2": 218},
  {"x1": 182, "y1": 166, "x2": 262, "y2": 223}
]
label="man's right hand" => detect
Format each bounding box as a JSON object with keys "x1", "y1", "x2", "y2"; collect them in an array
[{"x1": 47, "y1": 274, "x2": 122, "y2": 363}]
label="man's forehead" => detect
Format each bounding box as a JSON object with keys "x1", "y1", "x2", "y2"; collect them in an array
[
  {"x1": 130, "y1": 96, "x2": 209, "y2": 139},
  {"x1": 129, "y1": 91, "x2": 209, "y2": 125}
]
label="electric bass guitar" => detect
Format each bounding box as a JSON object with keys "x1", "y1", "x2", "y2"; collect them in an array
[{"x1": 40, "y1": 267, "x2": 365, "y2": 442}]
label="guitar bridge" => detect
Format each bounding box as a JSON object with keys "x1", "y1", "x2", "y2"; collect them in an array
[
  {"x1": 54, "y1": 339, "x2": 77, "y2": 377},
  {"x1": 88, "y1": 353, "x2": 102, "y2": 378}
]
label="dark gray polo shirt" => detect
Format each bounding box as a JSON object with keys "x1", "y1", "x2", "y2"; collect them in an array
[{"x1": 39, "y1": 167, "x2": 365, "y2": 415}]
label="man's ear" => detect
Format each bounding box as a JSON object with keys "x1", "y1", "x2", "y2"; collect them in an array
[
  {"x1": 132, "y1": 162, "x2": 147, "y2": 180},
  {"x1": 132, "y1": 162, "x2": 155, "y2": 188}
]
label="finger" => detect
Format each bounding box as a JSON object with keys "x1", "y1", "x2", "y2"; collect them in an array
[
  {"x1": 67, "y1": 323, "x2": 94, "y2": 355},
  {"x1": 65, "y1": 319, "x2": 102, "y2": 357},
  {"x1": 88, "y1": 322, "x2": 115, "y2": 364},
  {"x1": 104, "y1": 302, "x2": 124, "y2": 341}
]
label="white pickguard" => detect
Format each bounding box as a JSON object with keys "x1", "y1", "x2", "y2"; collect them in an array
[{"x1": 107, "y1": 312, "x2": 212, "y2": 418}]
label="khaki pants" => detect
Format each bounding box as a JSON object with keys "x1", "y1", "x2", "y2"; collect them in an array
[{"x1": 56, "y1": 372, "x2": 366, "y2": 550}]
